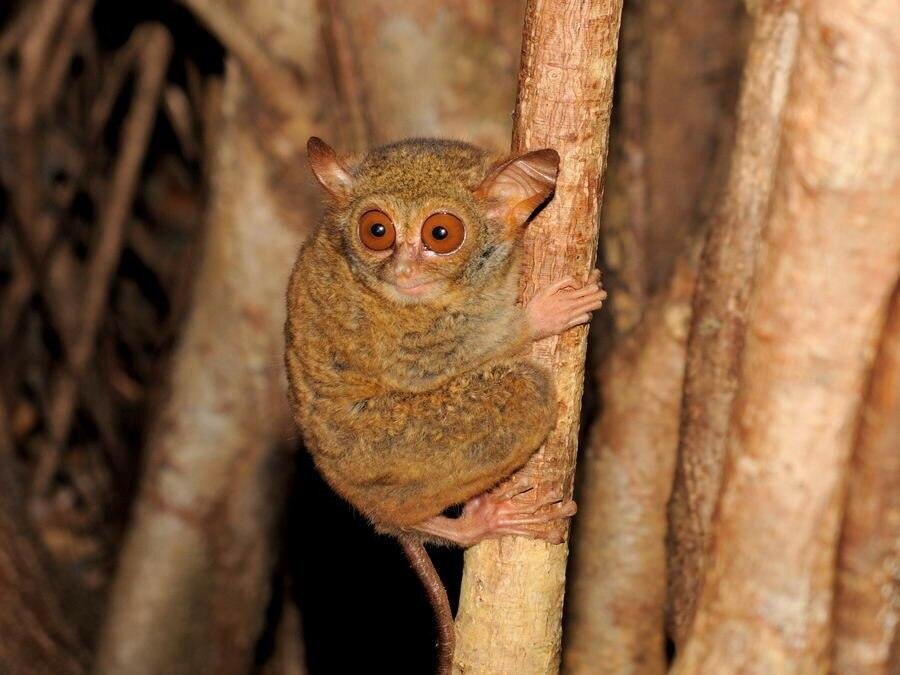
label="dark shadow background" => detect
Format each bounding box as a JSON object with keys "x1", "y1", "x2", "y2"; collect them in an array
[{"x1": 285, "y1": 449, "x2": 463, "y2": 673}]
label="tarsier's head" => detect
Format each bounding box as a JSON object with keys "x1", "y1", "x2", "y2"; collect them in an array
[{"x1": 307, "y1": 137, "x2": 559, "y2": 304}]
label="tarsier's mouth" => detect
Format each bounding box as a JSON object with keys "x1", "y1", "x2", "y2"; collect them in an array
[{"x1": 390, "y1": 279, "x2": 439, "y2": 296}]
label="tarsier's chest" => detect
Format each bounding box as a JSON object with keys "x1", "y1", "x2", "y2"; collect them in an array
[{"x1": 332, "y1": 298, "x2": 481, "y2": 382}]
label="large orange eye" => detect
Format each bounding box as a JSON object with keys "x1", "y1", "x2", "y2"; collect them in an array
[
  {"x1": 358, "y1": 210, "x2": 395, "y2": 251},
  {"x1": 421, "y1": 213, "x2": 465, "y2": 254}
]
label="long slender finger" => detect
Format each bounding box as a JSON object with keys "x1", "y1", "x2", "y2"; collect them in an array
[
  {"x1": 497, "y1": 500, "x2": 543, "y2": 517},
  {"x1": 541, "y1": 276, "x2": 577, "y2": 295},
  {"x1": 568, "y1": 297, "x2": 605, "y2": 313},
  {"x1": 491, "y1": 478, "x2": 535, "y2": 502},
  {"x1": 565, "y1": 283, "x2": 603, "y2": 300},
  {"x1": 561, "y1": 291, "x2": 605, "y2": 310},
  {"x1": 566, "y1": 290, "x2": 606, "y2": 306},
  {"x1": 565, "y1": 313, "x2": 591, "y2": 329},
  {"x1": 501, "y1": 500, "x2": 578, "y2": 526},
  {"x1": 542, "y1": 487, "x2": 565, "y2": 504}
]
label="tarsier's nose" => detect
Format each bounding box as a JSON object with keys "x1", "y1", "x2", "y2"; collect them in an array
[{"x1": 393, "y1": 243, "x2": 416, "y2": 280}]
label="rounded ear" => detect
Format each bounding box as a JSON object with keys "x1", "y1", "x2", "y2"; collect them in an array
[
  {"x1": 307, "y1": 137, "x2": 354, "y2": 198},
  {"x1": 473, "y1": 148, "x2": 560, "y2": 233}
]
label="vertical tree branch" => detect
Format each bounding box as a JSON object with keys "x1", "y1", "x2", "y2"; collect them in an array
[
  {"x1": 177, "y1": 0, "x2": 308, "y2": 125},
  {"x1": 665, "y1": 4, "x2": 800, "y2": 645},
  {"x1": 454, "y1": 1, "x2": 623, "y2": 671},
  {"x1": 832, "y1": 281, "x2": 900, "y2": 674},
  {"x1": 95, "y1": 2, "x2": 328, "y2": 672},
  {"x1": 564, "y1": 250, "x2": 699, "y2": 674},
  {"x1": 565, "y1": 2, "x2": 747, "y2": 662},
  {"x1": 317, "y1": 0, "x2": 372, "y2": 152},
  {"x1": 672, "y1": 0, "x2": 900, "y2": 670},
  {"x1": 11, "y1": 0, "x2": 70, "y2": 243},
  {"x1": 39, "y1": 0, "x2": 95, "y2": 114}
]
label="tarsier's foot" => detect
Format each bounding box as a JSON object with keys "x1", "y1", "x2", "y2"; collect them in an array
[
  {"x1": 526, "y1": 269, "x2": 606, "y2": 340},
  {"x1": 411, "y1": 480, "x2": 577, "y2": 548}
]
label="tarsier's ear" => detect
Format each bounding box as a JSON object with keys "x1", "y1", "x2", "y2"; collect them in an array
[
  {"x1": 307, "y1": 137, "x2": 354, "y2": 198},
  {"x1": 473, "y1": 148, "x2": 560, "y2": 234}
]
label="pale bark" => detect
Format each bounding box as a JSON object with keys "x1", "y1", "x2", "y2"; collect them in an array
[
  {"x1": 95, "y1": 2, "x2": 327, "y2": 673},
  {"x1": 665, "y1": 5, "x2": 800, "y2": 645},
  {"x1": 563, "y1": 3, "x2": 746, "y2": 664},
  {"x1": 672, "y1": 0, "x2": 900, "y2": 671},
  {"x1": 832, "y1": 281, "x2": 900, "y2": 674},
  {"x1": 563, "y1": 251, "x2": 698, "y2": 675},
  {"x1": 453, "y1": 1, "x2": 623, "y2": 672},
  {"x1": 892, "y1": 631, "x2": 900, "y2": 675}
]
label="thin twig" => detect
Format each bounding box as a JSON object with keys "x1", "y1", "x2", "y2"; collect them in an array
[
  {"x1": 40, "y1": 0, "x2": 96, "y2": 114},
  {"x1": 0, "y1": 3, "x2": 38, "y2": 58},
  {"x1": 318, "y1": 0, "x2": 372, "y2": 151},
  {"x1": 12, "y1": 0, "x2": 71, "y2": 249},
  {"x1": 177, "y1": 0, "x2": 306, "y2": 122},
  {"x1": 3, "y1": 30, "x2": 147, "y2": 355},
  {"x1": 39, "y1": 24, "x2": 173, "y2": 489}
]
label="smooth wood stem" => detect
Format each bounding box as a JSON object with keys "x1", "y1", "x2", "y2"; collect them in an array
[{"x1": 454, "y1": 2, "x2": 624, "y2": 672}]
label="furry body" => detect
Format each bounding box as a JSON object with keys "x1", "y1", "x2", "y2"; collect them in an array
[{"x1": 284, "y1": 140, "x2": 555, "y2": 529}]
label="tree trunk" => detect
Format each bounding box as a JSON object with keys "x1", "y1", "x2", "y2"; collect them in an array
[
  {"x1": 453, "y1": 1, "x2": 623, "y2": 672},
  {"x1": 665, "y1": 4, "x2": 800, "y2": 645},
  {"x1": 562, "y1": 1, "x2": 748, "y2": 666},
  {"x1": 832, "y1": 281, "x2": 900, "y2": 674},
  {"x1": 563, "y1": 251, "x2": 698, "y2": 674},
  {"x1": 601, "y1": 0, "x2": 745, "y2": 334},
  {"x1": 672, "y1": 0, "x2": 900, "y2": 671},
  {"x1": 95, "y1": 1, "x2": 330, "y2": 672}
]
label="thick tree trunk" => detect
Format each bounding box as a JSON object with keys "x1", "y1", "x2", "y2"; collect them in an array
[
  {"x1": 672, "y1": 0, "x2": 900, "y2": 671},
  {"x1": 563, "y1": 251, "x2": 698, "y2": 675},
  {"x1": 665, "y1": 4, "x2": 800, "y2": 645},
  {"x1": 95, "y1": 2, "x2": 328, "y2": 673},
  {"x1": 832, "y1": 282, "x2": 900, "y2": 674},
  {"x1": 562, "y1": 1, "x2": 747, "y2": 667},
  {"x1": 453, "y1": 1, "x2": 623, "y2": 672}
]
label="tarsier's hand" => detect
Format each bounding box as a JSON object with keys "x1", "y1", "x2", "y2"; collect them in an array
[{"x1": 526, "y1": 269, "x2": 606, "y2": 341}]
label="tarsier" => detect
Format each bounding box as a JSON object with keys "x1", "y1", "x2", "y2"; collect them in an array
[{"x1": 285, "y1": 137, "x2": 605, "y2": 673}]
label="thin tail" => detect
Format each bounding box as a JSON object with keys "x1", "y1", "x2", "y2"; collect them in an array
[{"x1": 399, "y1": 537, "x2": 454, "y2": 675}]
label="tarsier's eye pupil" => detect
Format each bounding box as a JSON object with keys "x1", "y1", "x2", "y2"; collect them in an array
[
  {"x1": 370, "y1": 223, "x2": 386, "y2": 237},
  {"x1": 432, "y1": 226, "x2": 448, "y2": 240}
]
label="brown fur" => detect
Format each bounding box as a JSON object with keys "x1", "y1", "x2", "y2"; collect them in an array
[{"x1": 284, "y1": 138, "x2": 555, "y2": 530}]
